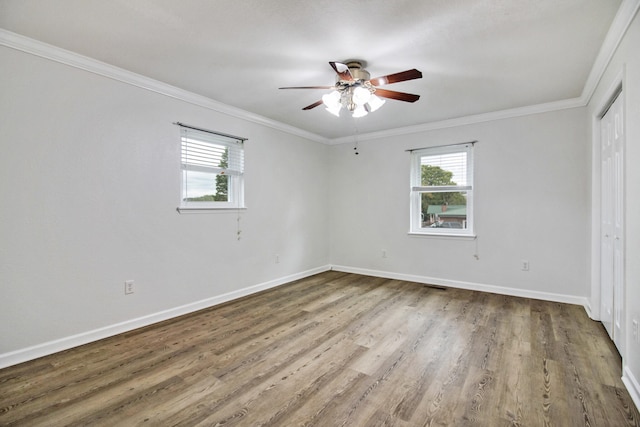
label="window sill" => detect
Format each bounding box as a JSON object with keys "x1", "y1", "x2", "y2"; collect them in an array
[
  {"x1": 177, "y1": 206, "x2": 247, "y2": 214},
  {"x1": 408, "y1": 231, "x2": 476, "y2": 240}
]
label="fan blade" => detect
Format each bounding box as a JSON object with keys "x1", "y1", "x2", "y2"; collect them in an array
[
  {"x1": 370, "y1": 69, "x2": 423, "y2": 86},
  {"x1": 329, "y1": 62, "x2": 354, "y2": 81},
  {"x1": 279, "y1": 86, "x2": 334, "y2": 90},
  {"x1": 302, "y1": 100, "x2": 324, "y2": 110},
  {"x1": 374, "y1": 88, "x2": 420, "y2": 103}
]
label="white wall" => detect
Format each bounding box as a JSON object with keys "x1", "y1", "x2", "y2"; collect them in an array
[
  {"x1": 0, "y1": 46, "x2": 330, "y2": 364},
  {"x1": 329, "y1": 108, "x2": 590, "y2": 302},
  {"x1": 588, "y1": 9, "x2": 640, "y2": 406},
  {"x1": 0, "y1": 23, "x2": 629, "y2": 389}
]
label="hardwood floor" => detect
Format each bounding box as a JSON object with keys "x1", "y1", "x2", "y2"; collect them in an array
[{"x1": 1, "y1": 271, "x2": 638, "y2": 426}]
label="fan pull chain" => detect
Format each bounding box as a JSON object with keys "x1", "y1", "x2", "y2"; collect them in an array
[
  {"x1": 236, "y1": 181, "x2": 242, "y2": 241},
  {"x1": 353, "y1": 121, "x2": 360, "y2": 155}
]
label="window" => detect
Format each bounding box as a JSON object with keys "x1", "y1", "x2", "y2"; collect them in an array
[
  {"x1": 178, "y1": 123, "x2": 245, "y2": 210},
  {"x1": 410, "y1": 143, "x2": 474, "y2": 235}
]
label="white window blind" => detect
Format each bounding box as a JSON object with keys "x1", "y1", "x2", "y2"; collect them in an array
[
  {"x1": 180, "y1": 127, "x2": 244, "y2": 176},
  {"x1": 413, "y1": 146, "x2": 472, "y2": 192}
]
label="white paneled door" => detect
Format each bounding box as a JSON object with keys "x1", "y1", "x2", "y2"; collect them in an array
[{"x1": 600, "y1": 91, "x2": 625, "y2": 354}]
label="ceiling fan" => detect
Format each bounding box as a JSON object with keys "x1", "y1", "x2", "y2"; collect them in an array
[{"x1": 279, "y1": 61, "x2": 422, "y2": 118}]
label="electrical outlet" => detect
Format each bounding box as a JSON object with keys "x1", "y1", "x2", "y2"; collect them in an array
[
  {"x1": 521, "y1": 260, "x2": 529, "y2": 271},
  {"x1": 275, "y1": 254, "x2": 280, "y2": 264},
  {"x1": 382, "y1": 250, "x2": 387, "y2": 259},
  {"x1": 124, "y1": 280, "x2": 135, "y2": 295},
  {"x1": 633, "y1": 320, "x2": 639, "y2": 343}
]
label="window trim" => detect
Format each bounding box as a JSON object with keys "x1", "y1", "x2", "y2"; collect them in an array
[
  {"x1": 176, "y1": 123, "x2": 246, "y2": 212},
  {"x1": 409, "y1": 143, "x2": 474, "y2": 237},
  {"x1": 178, "y1": 174, "x2": 245, "y2": 212}
]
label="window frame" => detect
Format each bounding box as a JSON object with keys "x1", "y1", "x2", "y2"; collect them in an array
[
  {"x1": 177, "y1": 124, "x2": 246, "y2": 212},
  {"x1": 409, "y1": 143, "x2": 474, "y2": 237}
]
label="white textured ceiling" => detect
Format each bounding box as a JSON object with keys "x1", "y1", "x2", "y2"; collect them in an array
[{"x1": 0, "y1": 0, "x2": 623, "y2": 139}]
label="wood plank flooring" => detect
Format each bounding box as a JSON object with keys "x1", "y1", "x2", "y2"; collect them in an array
[{"x1": 1, "y1": 271, "x2": 638, "y2": 426}]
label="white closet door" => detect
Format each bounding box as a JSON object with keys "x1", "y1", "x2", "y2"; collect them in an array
[
  {"x1": 600, "y1": 113, "x2": 613, "y2": 338},
  {"x1": 600, "y1": 92, "x2": 625, "y2": 353},
  {"x1": 612, "y1": 93, "x2": 625, "y2": 353}
]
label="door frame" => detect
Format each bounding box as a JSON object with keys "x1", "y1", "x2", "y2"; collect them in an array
[{"x1": 590, "y1": 68, "x2": 624, "y2": 323}]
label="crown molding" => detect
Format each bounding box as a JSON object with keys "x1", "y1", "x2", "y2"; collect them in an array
[
  {"x1": 2, "y1": 0, "x2": 638, "y2": 146},
  {"x1": 332, "y1": 0, "x2": 640, "y2": 145},
  {"x1": 0, "y1": 29, "x2": 329, "y2": 145},
  {"x1": 329, "y1": 97, "x2": 585, "y2": 145},
  {"x1": 581, "y1": 0, "x2": 640, "y2": 104}
]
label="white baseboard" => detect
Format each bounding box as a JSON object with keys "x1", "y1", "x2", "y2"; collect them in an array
[
  {"x1": 330, "y1": 265, "x2": 590, "y2": 307},
  {"x1": 584, "y1": 301, "x2": 597, "y2": 320},
  {"x1": 623, "y1": 365, "x2": 640, "y2": 412},
  {"x1": 5, "y1": 263, "x2": 634, "y2": 412},
  {"x1": 0, "y1": 265, "x2": 331, "y2": 369},
  {"x1": 332, "y1": 265, "x2": 639, "y2": 411}
]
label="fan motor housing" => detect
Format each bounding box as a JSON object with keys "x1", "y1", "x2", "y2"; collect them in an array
[{"x1": 338, "y1": 61, "x2": 370, "y2": 82}]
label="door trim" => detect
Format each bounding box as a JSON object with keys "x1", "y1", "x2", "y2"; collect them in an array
[{"x1": 590, "y1": 67, "x2": 624, "y2": 321}]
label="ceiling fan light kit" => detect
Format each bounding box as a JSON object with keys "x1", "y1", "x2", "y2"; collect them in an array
[
  {"x1": 280, "y1": 61, "x2": 422, "y2": 118},
  {"x1": 322, "y1": 85, "x2": 385, "y2": 118}
]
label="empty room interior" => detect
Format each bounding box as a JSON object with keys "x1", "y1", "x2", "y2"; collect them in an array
[{"x1": 1, "y1": 1, "x2": 640, "y2": 425}]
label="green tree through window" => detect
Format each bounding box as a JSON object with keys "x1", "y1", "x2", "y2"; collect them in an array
[
  {"x1": 421, "y1": 164, "x2": 467, "y2": 221},
  {"x1": 184, "y1": 148, "x2": 229, "y2": 202},
  {"x1": 213, "y1": 148, "x2": 229, "y2": 201}
]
